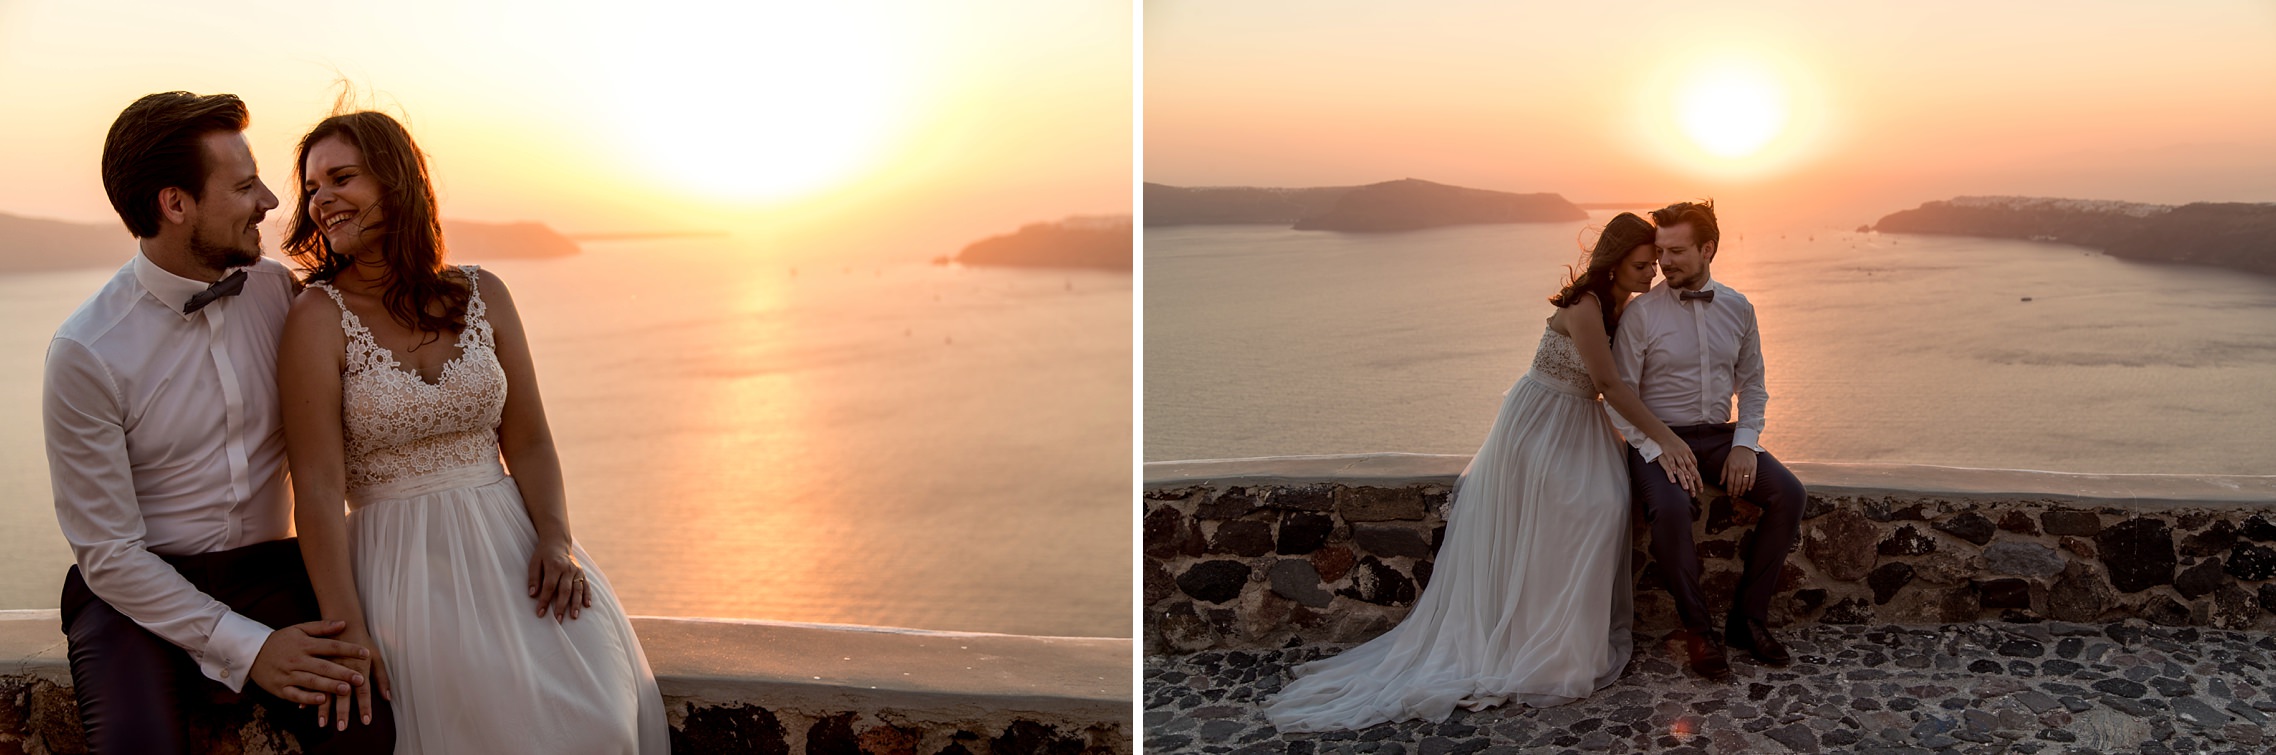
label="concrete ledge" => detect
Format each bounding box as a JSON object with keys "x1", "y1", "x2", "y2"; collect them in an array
[
  {"x1": 0, "y1": 611, "x2": 1131, "y2": 754},
  {"x1": 1143, "y1": 453, "x2": 2276, "y2": 654},
  {"x1": 1145, "y1": 454, "x2": 2276, "y2": 506}
]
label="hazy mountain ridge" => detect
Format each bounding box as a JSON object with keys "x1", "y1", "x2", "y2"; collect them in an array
[
  {"x1": 0, "y1": 211, "x2": 580, "y2": 273},
  {"x1": 1874, "y1": 197, "x2": 2276, "y2": 275},
  {"x1": 952, "y1": 215, "x2": 1132, "y2": 271},
  {"x1": 1145, "y1": 179, "x2": 1586, "y2": 231}
]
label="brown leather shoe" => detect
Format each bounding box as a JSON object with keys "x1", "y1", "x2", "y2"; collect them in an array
[
  {"x1": 1726, "y1": 614, "x2": 1792, "y2": 667},
  {"x1": 1674, "y1": 628, "x2": 1732, "y2": 682}
]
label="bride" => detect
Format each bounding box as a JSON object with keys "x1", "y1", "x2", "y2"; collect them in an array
[
  {"x1": 1263, "y1": 212, "x2": 1703, "y2": 732},
  {"x1": 276, "y1": 109, "x2": 669, "y2": 751}
]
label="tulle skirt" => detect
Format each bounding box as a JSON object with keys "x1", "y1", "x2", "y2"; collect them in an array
[
  {"x1": 1263, "y1": 372, "x2": 1634, "y2": 732},
  {"x1": 348, "y1": 460, "x2": 669, "y2": 754}
]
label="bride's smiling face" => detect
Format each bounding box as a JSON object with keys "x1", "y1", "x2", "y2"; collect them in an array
[
  {"x1": 301, "y1": 135, "x2": 385, "y2": 256},
  {"x1": 1613, "y1": 243, "x2": 1659, "y2": 294}
]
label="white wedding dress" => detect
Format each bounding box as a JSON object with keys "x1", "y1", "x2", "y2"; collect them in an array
[
  {"x1": 1263, "y1": 321, "x2": 1634, "y2": 732},
  {"x1": 313, "y1": 267, "x2": 668, "y2": 753}
]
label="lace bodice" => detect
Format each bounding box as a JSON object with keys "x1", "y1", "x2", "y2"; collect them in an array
[
  {"x1": 1528, "y1": 323, "x2": 1599, "y2": 397},
  {"x1": 311, "y1": 266, "x2": 505, "y2": 493}
]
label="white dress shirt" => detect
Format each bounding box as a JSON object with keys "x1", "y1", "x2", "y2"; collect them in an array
[
  {"x1": 1605, "y1": 279, "x2": 1769, "y2": 463},
  {"x1": 44, "y1": 251, "x2": 298, "y2": 692}
]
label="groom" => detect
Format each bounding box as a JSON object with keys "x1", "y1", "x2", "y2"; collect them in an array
[
  {"x1": 1607, "y1": 200, "x2": 1807, "y2": 682},
  {"x1": 43, "y1": 92, "x2": 393, "y2": 752}
]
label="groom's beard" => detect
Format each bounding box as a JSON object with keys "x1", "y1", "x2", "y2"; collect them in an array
[{"x1": 189, "y1": 224, "x2": 262, "y2": 271}]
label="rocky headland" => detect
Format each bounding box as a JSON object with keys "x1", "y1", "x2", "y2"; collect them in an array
[
  {"x1": 1873, "y1": 196, "x2": 2276, "y2": 276},
  {"x1": 1145, "y1": 179, "x2": 1587, "y2": 232},
  {"x1": 951, "y1": 215, "x2": 1132, "y2": 271},
  {"x1": 0, "y1": 211, "x2": 582, "y2": 273}
]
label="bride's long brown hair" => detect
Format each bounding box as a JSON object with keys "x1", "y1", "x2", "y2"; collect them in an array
[
  {"x1": 1547, "y1": 211, "x2": 1656, "y2": 337},
  {"x1": 283, "y1": 110, "x2": 467, "y2": 349}
]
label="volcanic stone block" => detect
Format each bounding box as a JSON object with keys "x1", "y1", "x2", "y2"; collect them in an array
[
  {"x1": 1138, "y1": 507, "x2": 1192, "y2": 559},
  {"x1": 1350, "y1": 522, "x2": 1432, "y2": 559},
  {"x1": 1999, "y1": 511, "x2": 2039, "y2": 536},
  {"x1": 1275, "y1": 511, "x2": 1334, "y2": 555},
  {"x1": 1198, "y1": 487, "x2": 1261, "y2": 518},
  {"x1": 2181, "y1": 520, "x2": 2238, "y2": 558},
  {"x1": 2040, "y1": 511, "x2": 2103, "y2": 536},
  {"x1": 1335, "y1": 556, "x2": 1417, "y2": 606},
  {"x1": 1176, "y1": 560, "x2": 1252, "y2": 604},
  {"x1": 1868, "y1": 562, "x2": 1915, "y2": 605},
  {"x1": 2225, "y1": 542, "x2": 2276, "y2": 581},
  {"x1": 1823, "y1": 597, "x2": 1873, "y2": 624},
  {"x1": 2047, "y1": 563, "x2": 2112, "y2": 623},
  {"x1": 1939, "y1": 585, "x2": 1982, "y2": 622},
  {"x1": 1698, "y1": 539, "x2": 1738, "y2": 560},
  {"x1": 2211, "y1": 584, "x2": 2259, "y2": 630},
  {"x1": 1805, "y1": 508, "x2": 1879, "y2": 581},
  {"x1": 1934, "y1": 512, "x2": 1997, "y2": 546},
  {"x1": 2240, "y1": 516, "x2": 2276, "y2": 543},
  {"x1": 2096, "y1": 518, "x2": 2177, "y2": 593},
  {"x1": 1311, "y1": 545, "x2": 1355, "y2": 583},
  {"x1": 1878, "y1": 525, "x2": 1938, "y2": 557},
  {"x1": 1267, "y1": 559, "x2": 1333, "y2": 608},
  {"x1": 1143, "y1": 560, "x2": 1175, "y2": 605},
  {"x1": 2261, "y1": 583, "x2": 2276, "y2": 616},
  {"x1": 1978, "y1": 578, "x2": 2031, "y2": 609},
  {"x1": 1706, "y1": 496, "x2": 1759, "y2": 535},
  {"x1": 2142, "y1": 596, "x2": 2192, "y2": 627},
  {"x1": 1265, "y1": 484, "x2": 1335, "y2": 512},
  {"x1": 1985, "y1": 541, "x2": 2066, "y2": 578},
  {"x1": 1341, "y1": 487, "x2": 1427, "y2": 522},
  {"x1": 1208, "y1": 519, "x2": 1274, "y2": 557},
  {"x1": 2176, "y1": 558, "x2": 2231, "y2": 600}
]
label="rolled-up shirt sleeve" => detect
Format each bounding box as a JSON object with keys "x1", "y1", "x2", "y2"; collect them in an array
[
  {"x1": 44, "y1": 337, "x2": 270, "y2": 691},
  {"x1": 1606, "y1": 306, "x2": 1663, "y2": 462},
  {"x1": 1732, "y1": 305, "x2": 1768, "y2": 453}
]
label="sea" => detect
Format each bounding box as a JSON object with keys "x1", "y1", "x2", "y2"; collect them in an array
[
  {"x1": 0, "y1": 240, "x2": 1132, "y2": 638},
  {"x1": 1145, "y1": 212, "x2": 2276, "y2": 477}
]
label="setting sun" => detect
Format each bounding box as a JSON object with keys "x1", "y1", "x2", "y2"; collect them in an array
[
  {"x1": 1674, "y1": 58, "x2": 1791, "y2": 159},
  {"x1": 602, "y1": 5, "x2": 917, "y2": 202}
]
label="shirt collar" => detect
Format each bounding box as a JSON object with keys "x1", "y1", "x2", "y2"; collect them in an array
[{"x1": 132, "y1": 251, "x2": 240, "y2": 319}]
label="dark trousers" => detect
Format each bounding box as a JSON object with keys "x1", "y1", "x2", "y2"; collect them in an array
[
  {"x1": 60, "y1": 538, "x2": 395, "y2": 754},
  {"x1": 1628, "y1": 423, "x2": 1807, "y2": 631}
]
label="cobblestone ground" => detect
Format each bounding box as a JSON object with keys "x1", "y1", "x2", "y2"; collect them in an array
[{"x1": 1144, "y1": 621, "x2": 2276, "y2": 754}]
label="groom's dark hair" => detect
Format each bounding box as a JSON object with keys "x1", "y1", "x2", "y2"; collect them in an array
[
  {"x1": 1652, "y1": 199, "x2": 1720, "y2": 249},
  {"x1": 101, "y1": 92, "x2": 252, "y2": 238}
]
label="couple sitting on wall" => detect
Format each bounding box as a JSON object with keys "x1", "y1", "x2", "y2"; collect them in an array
[
  {"x1": 43, "y1": 92, "x2": 668, "y2": 752},
  {"x1": 1265, "y1": 201, "x2": 1810, "y2": 732}
]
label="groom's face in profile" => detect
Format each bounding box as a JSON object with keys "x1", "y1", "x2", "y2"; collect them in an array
[
  {"x1": 1655, "y1": 222, "x2": 1715, "y2": 290},
  {"x1": 179, "y1": 130, "x2": 278, "y2": 270}
]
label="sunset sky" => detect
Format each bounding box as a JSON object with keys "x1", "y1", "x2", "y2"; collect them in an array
[
  {"x1": 0, "y1": 0, "x2": 1131, "y2": 261},
  {"x1": 1145, "y1": 1, "x2": 2276, "y2": 230}
]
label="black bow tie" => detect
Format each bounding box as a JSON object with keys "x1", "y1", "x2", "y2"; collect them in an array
[
  {"x1": 1678, "y1": 288, "x2": 1715, "y2": 303},
  {"x1": 183, "y1": 270, "x2": 247, "y2": 314}
]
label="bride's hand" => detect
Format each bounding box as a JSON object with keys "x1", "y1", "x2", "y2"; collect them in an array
[
  {"x1": 317, "y1": 628, "x2": 388, "y2": 730},
  {"x1": 1654, "y1": 439, "x2": 1703, "y2": 497},
  {"x1": 528, "y1": 538, "x2": 592, "y2": 622}
]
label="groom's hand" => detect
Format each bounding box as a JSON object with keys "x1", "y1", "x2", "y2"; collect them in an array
[
  {"x1": 1723, "y1": 447, "x2": 1759, "y2": 496},
  {"x1": 250, "y1": 619, "x2": 368, "y2": 706}
]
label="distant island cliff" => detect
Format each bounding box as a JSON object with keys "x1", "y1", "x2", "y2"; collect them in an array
[
  {"x1": 1873, "y1": 197, "x2": 2276, "y2": 276},
  {"x1": 950, "y1": 215, "x2": 1132, "y2": 271},
  {"x1": 1145, "y1": 179, "x2": 1587, "y2": 231},
  {"x1": 0, "y1": 211, "x2": 581, "y2": 273}
]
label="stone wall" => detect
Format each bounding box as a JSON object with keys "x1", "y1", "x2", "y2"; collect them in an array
[
  {"x1": 0, "y1": 612, "x2": 1130, "y2": 755},
  {"x1": 1142, "y1": 454, "x2": 2276, "y2": 654}
]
